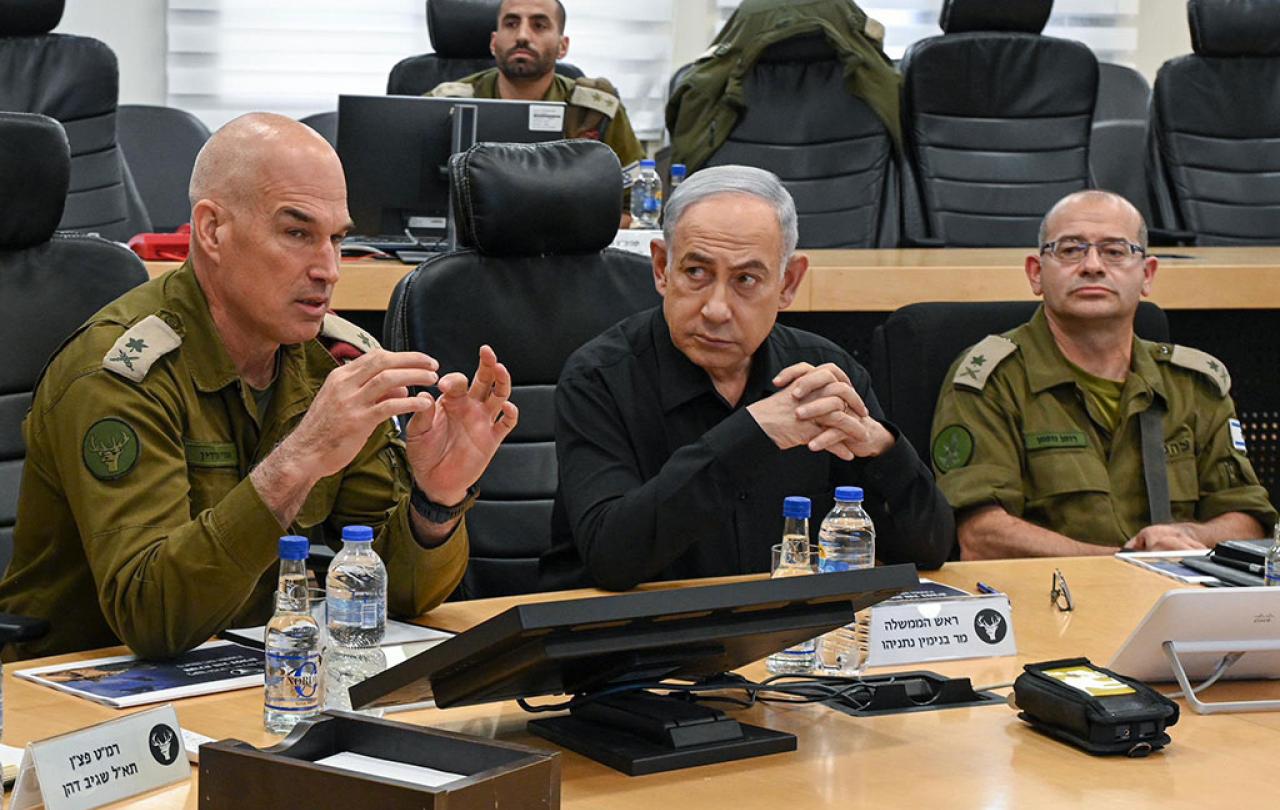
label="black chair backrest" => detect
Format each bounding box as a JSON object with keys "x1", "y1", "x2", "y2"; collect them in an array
[
  {"x1": 701, "y1": 32, "x2": 897, "y2": 249},
  {"x1": 0, "y1": 0, "x2": 149, "y2": 242},
  {"x1": 1149, "y1": 0, "x2": 1280, "y2": 244},
  {"x1": 900, "y1": 0, "x2": 1098, "y2": 246},
  {"x1": 386, "y1": 0, "x2": 583, "y2": 96},
  {"x1": 0, "y1": 112, "x2": 148, "y2": 575},
  {"x1": 1090, "y1": 63, "x2": 1153, "y2": 223},
  {"x1": 299, "y1": 110, "x2": 338, "y2": 148},
  {"x1": 870, "y1": 300, "x2": 1171, "y2": 473},
  {"x1": 117, "y1": 105, "x2": 211, "y2": 232},
  {"x1": 384, "y1": 140, "x2": 658, "y2": 599}
]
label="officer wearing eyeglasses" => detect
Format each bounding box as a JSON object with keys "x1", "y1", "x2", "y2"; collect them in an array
[{"x1": 930, "y1": 190, "x2": 1275, "y2": 559}]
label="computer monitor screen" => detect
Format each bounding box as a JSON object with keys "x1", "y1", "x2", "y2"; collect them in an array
[
  {"x1": 1108, "y1": 587, "x2": 1280, "y2": 681},
  {"x1": 336, "y1": 94, "x2": 567, "y2": 239},
  {"x1": 351, "y1": 565, "x2": 918, "y2": 711}
]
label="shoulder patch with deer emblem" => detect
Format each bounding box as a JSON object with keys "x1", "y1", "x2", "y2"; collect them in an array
[
  {"x1": 102, "y1": 314, "x2": 182, "y2": 383},
  {"x1": 83, "y1": 417, "x2": 140, "y2": 480}
]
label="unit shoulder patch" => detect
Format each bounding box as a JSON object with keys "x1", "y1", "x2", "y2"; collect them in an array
[
  {"x1": 953, "y1": 335, "x2": 1018, "y2": 390},
  {"x1": 1164, "y1": 344, "x2": 1230, "y2": 397},
  {"x1": 101, "y1": 315, "x2": 182, "y2": 383},
  {"x1": 933, "y1": 425, "x2": 974, "y2": 473},
  {"x1": 425, "y1": 81, "x2": 475, "y2": 99},
  {"x1": 320, "y1": 313, "x2": 380, "y2": 354},
  {"x1": 83, "y1": 417, "x2": 140, "y2": 480}
]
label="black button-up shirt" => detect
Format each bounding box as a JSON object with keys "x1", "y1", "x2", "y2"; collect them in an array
[{"x1": 540, "y1": 307, "x2": 954, "y2": 591}]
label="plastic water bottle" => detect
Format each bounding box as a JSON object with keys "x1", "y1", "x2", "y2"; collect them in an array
[
  {"x1": 326, "y1": 525, "x2": 386, "y2": 646},
  {"x1": 264, "y1": 536, "x2": 322, "y2": 733},
  {"x1": 1265, "y1": 521, "x2": 1280, "y2": 586},
  {"x1": 670, "y1": 163, "x2": 687, "y2": 190},
  {"x1": 324, "y1": 525, "x2": 387, "y2": 714},
  {"x1": 766, "y1": 496, "x2": 817, "y2": 674},
  {"x1": 816, "y1": 487, "x2": 876, "y2": 675},
  {"x1": 629, "y1": 158, "x2": 661, "y2": 229}
]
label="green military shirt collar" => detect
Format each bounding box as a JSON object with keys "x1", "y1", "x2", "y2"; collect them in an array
[
  {"x1": 161, "y1": 263, "x2": 337, "y2": 409},
  {"x1": 1017, "y1": 304, "x2": 1167, "y2": 405},
  {"x1": 465, "y1": 68, "x2": 575, "y2": 103}
]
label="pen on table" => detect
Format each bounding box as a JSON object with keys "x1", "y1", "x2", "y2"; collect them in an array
[{"x1": 976, "y1": 582, "x2": 1000, "y2": 595}]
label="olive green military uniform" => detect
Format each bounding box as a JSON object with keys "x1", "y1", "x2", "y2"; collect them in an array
[
  {"x1": 428, "y1": 69, "x2": 647, "y2": 182},
  {"x1": 930, "y1": 306, "x2": 1275, "y2": 547},
  {"x1": 0, "y1": 263, "x2": 467, "y2": 660}
]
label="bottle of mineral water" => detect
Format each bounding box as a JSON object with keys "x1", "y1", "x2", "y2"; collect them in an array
[
  {"x1": 766, "y1": 496, "x2": 816, "y2": 674},
  {"x1": 324, "y1": 525, "x2": 387, "y2": 714},
  {"x1": 816, "y1": 487, "x2": 876, "y2": 675},
  {"x1": 629, "y1": 159, "x2": 662, "y2": 229},
  {"x1": 264, "y1": 536, "x2": 322, "y2": 733},
  {"x1": 326, "y1": 525, "x2": 386, "y2": 647},
  {"x1": 1265, "y1": 520, "x2": 1280, "y2": 586}
]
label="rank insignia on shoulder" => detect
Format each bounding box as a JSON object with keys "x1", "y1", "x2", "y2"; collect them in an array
[
  {"x1": 1165, "y1": 344, "x2": 1231, "y2": 397},
  {"x1": 953, "y1": 335, "x2": 1017, "y2": 390},
  {"x1": 1229, "y1": 418, "x2": 1248, "y2": 453},
  {"x1": 425, "y1": 81, "x2": 475, "y2": 99},
  {"x1": 83, "y1": 417, "x2": 140, "y2": 480},
  {"x1": 102, "y1": 315, "x2": 182, "y2": 382},
  {"x1": 320, "y1": 312, "x2": 380, "y2": 358}
]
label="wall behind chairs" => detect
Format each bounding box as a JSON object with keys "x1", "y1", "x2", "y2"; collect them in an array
[{"x1": 57, "y1": 0, "x2": 167, "y2": 106}]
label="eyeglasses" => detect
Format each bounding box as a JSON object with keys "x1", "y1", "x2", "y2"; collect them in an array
[
  {"x1": 1051, "y1": 568, "x2": 1074, "y2": 612},
  {"x1": 1039, "y1": 238, "x2": 1146, "y2": 266}
]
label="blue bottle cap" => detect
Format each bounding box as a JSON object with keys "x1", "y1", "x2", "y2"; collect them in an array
[
  {"x1": 783, "y1": 496, "x2": 811, "y2": 519},
  {"x1": 834, "y1": 486, "x2": 864, "y2": 502},
  {"x1": 278, "y1": 535, "x2": 310, "y2": 561},
  {"x1": 671, "y1": 163, "x2": 687, "y2": 178},
  {"x1": 342, "y1": 525, "x2": 375, "y2": 543},
  {"x1": 640, "y1": 158, "x2": 656, "y2": 168}
]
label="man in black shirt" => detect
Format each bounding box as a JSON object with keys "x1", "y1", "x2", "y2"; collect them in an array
[{"x1": 540, "y1": 166, "x2": 954, "y2": 591}]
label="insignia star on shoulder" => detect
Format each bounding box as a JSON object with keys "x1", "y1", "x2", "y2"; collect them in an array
[
  {"x1": 970, "y1": 355, "x2": 986, "y2": 367},
  {"x1": 125, "y1": 337, "x2": 148, "y2": 353},
  {"x1": 102, "y1": 314, "x2": 183, "y2": 383}
]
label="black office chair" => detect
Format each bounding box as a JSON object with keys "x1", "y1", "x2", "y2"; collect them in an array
[
  {"x1": 383, "y1": 140, "x2": 658, "y2": 599},
  {"x1": 117, "y1": 104, "x2": 211, "y2": 232},
  {"x1": 869, "y1": 300, "x2": 1171, "y2": 480},
  {"x1": 0, "y1": 112, "x2": 149, "y2": 577},
  {"x1": 299, "y1": 111, "x2": 338, "y2": 148},
  {"x1": 899, "y1": 0, "x2": 1098, "y2": 247},
  {"x1": 694, "y1": 32, "x2": 898, "y2": 249},
  {"x1": 386, "y1": 0, "x2": 583, "y2": 97},
  {"x1": 1148, "y1": 0, "x2": 1280, "y2": 244},
  {"x1": 0, "y1": 0, "x2": 150, "y2": 242},
  {"x1": 1090, "y1": 63, "x2": 1152, "y2": 223}
]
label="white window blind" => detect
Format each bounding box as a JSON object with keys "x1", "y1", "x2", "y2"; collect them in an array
[
  {"x1": 167, "y1": 0, "x2": 673, "y2": 140},
  {"x1": 713, "y1": 0, "x2": 1139, "y2": 65}
]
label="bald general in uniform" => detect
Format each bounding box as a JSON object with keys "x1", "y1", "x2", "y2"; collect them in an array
[
  {"x1": 0, "y1": 114, "x2": 518, "y2": 659},
  {"x1": 930, "y1": 190, "x2": 1274, "y2": 559}
]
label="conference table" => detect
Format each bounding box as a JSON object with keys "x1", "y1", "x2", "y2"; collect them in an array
[
  {"x1": 143, "y1": 245, "x2": 1280, "y2": 313},
  {"x1": 5, "y1": 557, "x2": 1277, "y2": 809}
]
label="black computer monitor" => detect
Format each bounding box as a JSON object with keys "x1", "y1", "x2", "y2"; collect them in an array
[
  {"x1": 351, "y1": 566, "x2": 918, "y2": 775},
  {"x1": 336, "y1": 94, "x2": 567, "y2": 241}
]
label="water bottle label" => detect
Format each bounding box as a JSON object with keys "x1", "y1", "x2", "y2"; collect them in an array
[
  {"x1": 819, "y1": 558, "x2": 855, "y2": 574},
  {"x1": 328, "y1": 596, "x2": 384, "y2": 630},
  {"x1": 266, "y1": 651, "x2": 321, "y2": 703},
  {"x1": 643, "y1": 196, "x2": 661, "y2": 213},
  {"x1": 1266, "y1": 568, "x2": 1280, "y2": 585}
]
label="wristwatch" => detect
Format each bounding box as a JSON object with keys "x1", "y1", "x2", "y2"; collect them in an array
[{"x1": 410, "y1": 483, "x2": 480, "y2": 524}]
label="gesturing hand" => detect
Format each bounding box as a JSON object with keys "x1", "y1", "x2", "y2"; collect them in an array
[
  {"x1": 404, "y1": 344, "x2": 519, "y2": 505},
  {"x1": 285, "y1": 349, "x2": 441, "y2": 480}
]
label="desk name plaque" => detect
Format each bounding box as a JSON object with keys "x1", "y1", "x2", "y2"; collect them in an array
[
  {"x1": 866, "y1": 593, "x2": 1017, "y2": 666},
  {"x1": 9, "y1": 704, "x2": 189, "y2": 810}
]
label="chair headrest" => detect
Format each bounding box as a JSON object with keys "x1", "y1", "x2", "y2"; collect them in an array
[
  {"x1": 427, "y1": 0, "x2": 500, "y2": 59},
  {"x1": 1189, "y1": 0, "x2": 1280, "y2": 57},
  {"x1": 940, "y1": 0, "x2": 1052, "y2": 35},
  {"x1": 449, "y1": 139, "x2": 622, "y2": 256},
  {"x1": 0, "y1": 112, "x2": 69, "y2": 249},
  {"x1": 0, "y1": 0, "x2": 64, "y2": 36}
]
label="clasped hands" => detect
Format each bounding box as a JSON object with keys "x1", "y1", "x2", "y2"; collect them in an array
[
  {"x1": 746, "y1": 362, "x2": 893, "y2": 461},
  {"x1": 286, "y1": 344, "x2": 518, "y2": 505}
]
